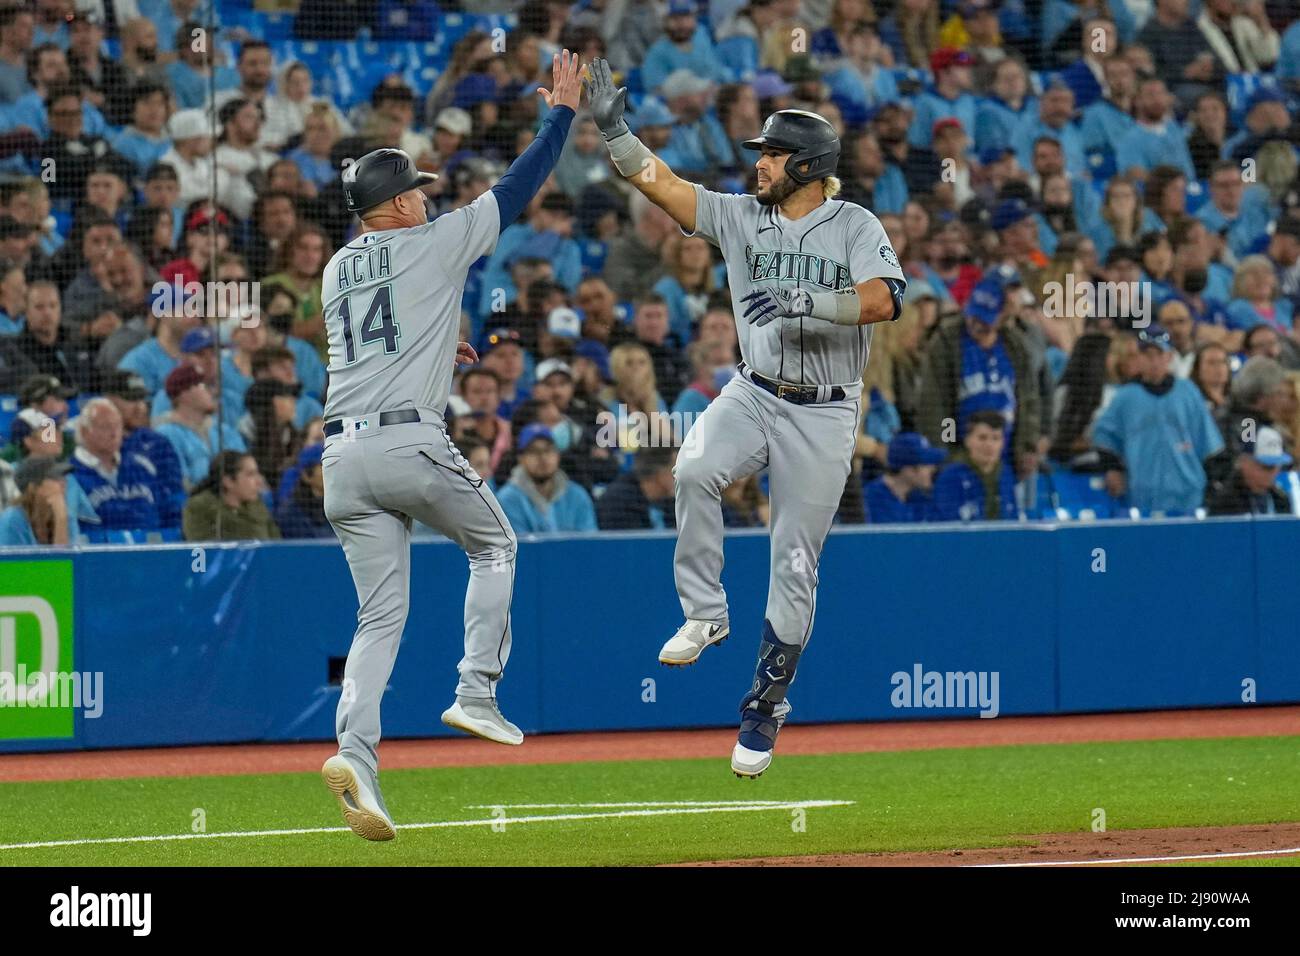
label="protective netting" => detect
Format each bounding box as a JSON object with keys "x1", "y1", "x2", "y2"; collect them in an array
[{"x1": 1, "y1": 0, "x2": 1298, "y2": 545}]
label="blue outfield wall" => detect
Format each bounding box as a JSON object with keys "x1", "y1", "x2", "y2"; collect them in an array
[{"x1": 1, "y1": 516, "x2": 1298, "y2": 753}]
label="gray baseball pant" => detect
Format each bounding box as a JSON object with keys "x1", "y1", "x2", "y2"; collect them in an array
[
  {"x1": 673, "y1": 374, "x2": 859, "y2": 648},
  {"x1": 323, "y1": 418, "x2": 517, "y2": 776}
]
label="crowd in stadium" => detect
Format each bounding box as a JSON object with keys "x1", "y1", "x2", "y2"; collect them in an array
[{"x1": 0, "y1": 0, "x2": 1298, "y2": 546}]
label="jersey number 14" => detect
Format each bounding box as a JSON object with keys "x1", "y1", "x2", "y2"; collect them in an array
[{"x1": 340, "y1": 285, "x2": 401, "y2": 364}]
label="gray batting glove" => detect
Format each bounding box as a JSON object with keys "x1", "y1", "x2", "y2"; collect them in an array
[
  {"x1": 772, "y1": 287, "x2": 815, "y2": 318},
  {"x1": 583, "y1": 58, "x2": 630, "y2": 141}
]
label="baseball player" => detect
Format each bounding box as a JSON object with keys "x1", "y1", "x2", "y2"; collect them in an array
[
  {"x1": 585, "y1": 61, "x2": 907, "y2": 778},
  {"x1": 320, "y1": 51, "x2": 583, "y2": 841}
]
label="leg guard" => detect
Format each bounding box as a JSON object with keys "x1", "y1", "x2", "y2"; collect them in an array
[{"x1": 737, "y1": 620, "x2": 802, "y2": 753}]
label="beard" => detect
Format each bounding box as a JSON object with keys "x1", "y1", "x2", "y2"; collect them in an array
[{"x1": 756, "y1": 173, "x2": 801, "y2": 206}]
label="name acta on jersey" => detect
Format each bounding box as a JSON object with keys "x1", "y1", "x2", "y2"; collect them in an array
[
  {"x1": 336, "y1": 244, "x2": 394, "y2": 290},
  {"x1": 744, "y1": 245, "x2": 852, "y2": 291}
]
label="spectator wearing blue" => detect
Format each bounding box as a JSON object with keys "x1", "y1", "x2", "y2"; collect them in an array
[
  {"x1": 1222, "y1": 89, "x2": 1291, "y2": 164},
  {"x1": 657, "y1": 70, "x2": 733, "y2": 176},
  {"x1": 1138, "y1": 230, "x2": 1180, "y2": 310},
  {"x1": 1115, "y1": 77, "x2": 1196, "y2": 182},
  {"x1": 822, "y1": 22, "x2": 901, "y2": 127},
  {"x1": 974, "y1": 57, "x2": 1036, "y2": 155},
  {"x1": 0, "y1": 456, "x2": 72, "y2": 545},
  {"x1": 274, "y1": 444, "x2": 334, "y2": 539},
  {"x1": 595, "y1": 445, "x2": 677, "y2": 530},
  {"x1": 909, "y1": 47, "x2": 978, "y2": 149},
  {"x1": 7, "y1": 44, "x2": 109, "y2": 139},
  {"x1": 641, "y1": 0, "x2": 727, "y2": 92},
  {"x1": 118, "y1": 286, "x2": 199, "y2": 397},
  {"x1": 100, "y1": 370, "x2": 186, "y2": 530},
  {"x1": 149, "y1": 326, "x2": 246, "y2": 428},
  {"x1": 1196, "y1": 160, "x2": 1274, "y2": 261},
  {"x1": 154, "y1": 364, "x2": 248, "y2": 490},
  {"x1": 1027, "y1": 135, "x2": 1102, "y2": 240},
  {"x1": 918, "y1": 275, "x2": 1042, "y2": 479},
  {"x1": 1079, "y1": 55, "x2": 1138, "y2": 158},
  {"x1": 0, "y1": 8, "x2": 33, "y2": 105},
  {"x1": 865, "y1": 433, "x2": 945, "y2": 524},
  {"x1": 109, "y1": 83, "x2": 171, "y2": 177},
  {"x1": 838, "y1": 129, "x2": 908, "y2": 215},
  {"x1": 1057, "y1": 16, "x2": 1118, "y2": 110},
  {"x1": 165, "y1": 20, "x2": 240, "y2": 109},
  {"x1": 1012, "y1": 81, "x2": 1087, "y2": 177},
  {"x1": 931, "y1": 410, "x2": 1019, "y2": 521},
  {"x1": 1226, "y1": 255, "x2": 1294, "y2": 334},
  {"x1": 1093, "y1": 325, "x2": 1225, "y2": 515},
  {"x1": 70, "y1": 397, "x2": 167, "y2": 532},
  {"x1": 5, "y1": 408, "x2": 98, "y2": 539},
  {"x1": 874, "y1": 102, "x2": 944, "y2": 199},
  {"x1": 654, "y1": 232, "x2": 720, "y2": 346},
  {"x1": 497, "y1": 423, "x2": 598, "y2": 534},
  {"x1": 1279, "y1": 19, "x2": 1300, "y2": 87},
  {"x1": 478, "y1": 193, "x2": 583, "y2": 317},
  {"x1": 673, "y1": 339, "x2": 734, "y2": 419}
]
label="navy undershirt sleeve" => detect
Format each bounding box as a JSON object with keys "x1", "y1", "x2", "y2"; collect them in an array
[{"x1": 490, "y1": 105, "x2": 576, "y2": 231}]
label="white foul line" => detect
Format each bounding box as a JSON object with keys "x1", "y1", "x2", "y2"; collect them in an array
[
  {"x1": 971, "y1": 846, "x2": 1300, "y2": 867},
  {"x1": 0, "y1": 800, "x2": 855, "y2": 852}
]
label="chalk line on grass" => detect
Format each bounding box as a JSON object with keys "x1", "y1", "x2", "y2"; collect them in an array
[
  {"x1": 971, "y1": 846, "x2": 1300, "y2": 867},
  {"x1": 0, "y1": 799, "x2": 855, "y2": 852}
]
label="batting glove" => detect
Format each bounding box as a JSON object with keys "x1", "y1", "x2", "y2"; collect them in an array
[
  {"x1": 740, "y1": 288, "x2": 780, "y2": 327},
  {"x1": 772, "y1": 287, "x2": 815, "y2": 318}
]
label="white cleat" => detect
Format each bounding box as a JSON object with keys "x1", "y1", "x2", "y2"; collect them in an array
[
  {"x1": 731, "y1": 742, "x2": 773, "y2": 778},
  {"x1": 321, "y1": 754, "x2": 396, "y2": 842},
  {"x1": 659, "y1": 620, "x2": 730, "y2": 666},
  {"x1": 441, "y1": 697, "x2": 525, "y2": 746},
  {"x1": 731, "y1": 699, "x2": 792, "y2": 779}
]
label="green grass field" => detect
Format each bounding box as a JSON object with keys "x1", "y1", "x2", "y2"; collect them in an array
[{"x1": 2, "y1": 736, "x2": 1298, "y2": 866}]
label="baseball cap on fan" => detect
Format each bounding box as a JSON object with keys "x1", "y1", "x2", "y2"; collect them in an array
[
  {"x1": 1245, "y1": 425, "x2": 1293, "y2": 468},
  {"x1": 888, "y1": 433, "x2": 946, "y2": 470},
  {"x1": 964, "y1": 277, "x2": 1006, "y2": 324},
  {"x1": 930, "y1": 47, "x2": 974, "y2": 74},
  {"x1": 517, "y1": 423, "x2": 555, "y2": 451},
  {"x1": 546, "y1": 307, "x2": 582, "y2": 340},
  {"x1": 535, "y1": 358, "x2": 574, "y2": 382}
]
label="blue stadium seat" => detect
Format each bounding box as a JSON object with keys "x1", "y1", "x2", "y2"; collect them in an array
[
  {"x1": 1087, "y1": 147, "x2": 1116, "y2": 183},
  {"x1": 1279, "y1": 471, "x2": 1300, "y2": 516},
  {"x1": 0, "y1": 394, "x2": 17, "y2": 442},
  {"x1": 1044, "y1": 468, "x2": 1124, "y2": 520},
  {"x1": 1225, "y1": 72, "x2": 1283, "y2": 126}
]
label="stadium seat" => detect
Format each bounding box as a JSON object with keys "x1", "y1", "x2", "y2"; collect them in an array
[
  {"x1": 0, "y1": 394, "x2": 17, "y2": 442},
  {"x1": 1042, "y1": 468, "x2": 1125, "y2": 520},
  {"x1": 1278, "y1": 471, "x2": 1300, "y2": 516},
  {"x1": 1087, "y1": 148, "x2": 1116, "y2": 184}
]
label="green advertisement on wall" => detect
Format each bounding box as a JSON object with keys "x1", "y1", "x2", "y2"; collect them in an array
[{"x1": 0, "y1": 560, "x2": 76, "y2": 740}]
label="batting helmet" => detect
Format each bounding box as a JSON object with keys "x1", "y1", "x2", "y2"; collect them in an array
[
  {"x1": 743, "y1": 109, "x2": 840, "y2": 185},
  {"x1": 342, "y1": 148, "x2": 439, "y2": 214}
]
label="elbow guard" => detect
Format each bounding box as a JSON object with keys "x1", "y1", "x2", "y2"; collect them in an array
[{"x1": 882, "y1": 276, "x2": 906, "y2": 322}]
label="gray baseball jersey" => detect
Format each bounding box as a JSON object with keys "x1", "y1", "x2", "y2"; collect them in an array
[
  {"x1": 322, "y1": 190, "x2": 501, "y2": 420},
  {"x1": 322, "y1": 189, "x2": 520, "y2": 782},
  {"x1": 687, "y1": 184, "x2": 904, "y2": 386}
]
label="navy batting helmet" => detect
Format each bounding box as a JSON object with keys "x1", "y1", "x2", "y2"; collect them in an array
[
  {"x1": 743, "y1": 109, "x2": 840, "y2": 185},
  {"x1": 342, "y1": 148, "x2": 439, "y2": 214}
]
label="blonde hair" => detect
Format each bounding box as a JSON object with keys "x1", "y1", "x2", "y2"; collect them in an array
[
  {"x1": 823, "y1": 175, "x2": 842, "y2": 199},
  {"x1": 1231, "y1": 254, "x2": 1274, "y2": 299}
]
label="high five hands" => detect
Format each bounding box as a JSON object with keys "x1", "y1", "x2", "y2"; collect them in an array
[{"x1": 538, "y1": 48, "x2": 583, "y2": 112}]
